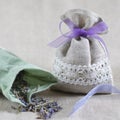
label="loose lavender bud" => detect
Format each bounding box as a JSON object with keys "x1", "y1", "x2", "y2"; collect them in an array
[{"x1": 11, "y1": 72, "x2": 62, "y2": 119}]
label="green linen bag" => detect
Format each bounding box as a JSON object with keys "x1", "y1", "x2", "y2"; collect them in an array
[{"x1": 0, "y1": 48, "x2": 57, "y2": 106}]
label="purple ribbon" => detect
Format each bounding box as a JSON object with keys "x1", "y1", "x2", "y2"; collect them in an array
[
  {"x1": 48, "y1": 18, "x2": 109, "y2": 55},
  {"x1": 69, "y1": 84, "x2": 120, "y2": 117}
]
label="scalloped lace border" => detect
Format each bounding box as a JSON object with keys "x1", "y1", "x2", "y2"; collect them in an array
[{"x1": 53, "y1": 57, "x2": 113, "y2": 86}]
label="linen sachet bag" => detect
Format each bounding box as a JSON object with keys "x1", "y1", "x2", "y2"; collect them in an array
[
  {"x1": 0, "y1": 48, "x2": 57, "y2": 105},
  {"x1": 49, "y1": 9, "x2": 113, "y2": 93},
  {"x1": 0, "y1": 48, "x2": 63, "y2": 119}
]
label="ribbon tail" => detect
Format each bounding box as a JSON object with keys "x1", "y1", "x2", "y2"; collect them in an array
[
  {"x1": 48, "y1": 32, "x2": 72, "y2": 48},
  {"x1": 90, "y1": 35, "x2": 109, "y2": 57},
  {"x1": 69, "y1": 84, "x2": 120, "y2": 116}
]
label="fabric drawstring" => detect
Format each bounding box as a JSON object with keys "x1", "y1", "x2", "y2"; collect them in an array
[{"x1": 48, "y1": 18, "x2": 109, "y2": 56}]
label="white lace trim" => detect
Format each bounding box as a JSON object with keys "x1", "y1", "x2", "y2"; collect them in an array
[{"x1": 53, "y1": 57, "x2": 113, "y2": 86}]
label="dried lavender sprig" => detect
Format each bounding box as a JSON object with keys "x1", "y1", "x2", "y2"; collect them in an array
[{"x1": 11, "y1": 72, "x2": 62, "y2": 119}]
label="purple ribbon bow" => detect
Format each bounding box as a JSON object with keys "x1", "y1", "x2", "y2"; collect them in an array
[{"x1": 48, "y1": 18, "x2": 109, "y2": 55}]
